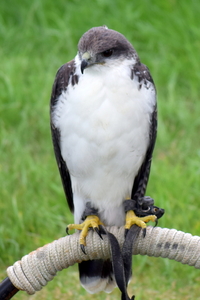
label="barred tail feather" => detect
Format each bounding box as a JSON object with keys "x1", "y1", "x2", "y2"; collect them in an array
[{"x1": 79, "y1": 259, "x2": 117, "y2": 294}]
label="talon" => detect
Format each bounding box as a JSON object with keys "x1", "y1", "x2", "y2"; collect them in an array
[
  {"x1": 142, "y1": 228, "x2": 146, "y2": 238},
  {"x1": 94, "y1": 227, "x2": 103, "y2": 240},
  {"x1": 66, "y1": 227, "x2": 69, "y2": 235},
  {"x1": 80, "y1": 244, "x2": 87, "y2": 255},
  {"x1": 98, "y1": 225, "x2": 106, "y2": 235}
]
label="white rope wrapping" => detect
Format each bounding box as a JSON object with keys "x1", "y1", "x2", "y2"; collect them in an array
[{"x1": 7, "y1": 226, "x2": 200, "y2": 295}]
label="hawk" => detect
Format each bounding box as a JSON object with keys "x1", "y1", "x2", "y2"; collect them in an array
[{"x1": 50, "y1": 26, "x2": 163, "y2": 294}]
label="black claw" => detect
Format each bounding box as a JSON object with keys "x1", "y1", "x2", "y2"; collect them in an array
[
  {"x1": 154, "y1": 218, "x2": 158, "y2": 227},
  {"x1": 94, "y1": 227, "x2": 103, "y2": 240},
  {"x1": 99, "y1": 225, "x2": 106, "y2": 235},
  {"x1": 66, "y1": 227, "x2": 69, "y2": 235},
  {"x1": 80, "y1": 244, "x2": 87, "y2": 255},
  {"x1": 142, "y1": 228, "x2": 146, "y2": 238}
]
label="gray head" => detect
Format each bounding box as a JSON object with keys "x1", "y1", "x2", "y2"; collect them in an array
[{"x1": 78, "y1": 26, "x2": 139, "y2": 73}]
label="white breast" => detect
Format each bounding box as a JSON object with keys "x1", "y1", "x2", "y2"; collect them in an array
[{"x1": 52, "y1": 57, "x2": 156, "y2": 226}]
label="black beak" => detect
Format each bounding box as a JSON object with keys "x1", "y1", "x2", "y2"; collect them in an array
[{"x1": 81, "y1": 59, "x2": 88, "y2": 74}]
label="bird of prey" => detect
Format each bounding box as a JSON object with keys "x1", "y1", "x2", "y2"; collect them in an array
[{"x1": 50, "y1": 26, "x2": 161, "y2": 294}]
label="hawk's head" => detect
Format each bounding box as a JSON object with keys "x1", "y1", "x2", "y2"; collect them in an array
[{"x1": 77, "y1": 26, "x2": 139, "y2": 73}]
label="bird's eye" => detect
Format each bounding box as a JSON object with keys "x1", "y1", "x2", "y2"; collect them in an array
[{"x1": 102, "y1": 49, "x2": 113, "y2": 57}]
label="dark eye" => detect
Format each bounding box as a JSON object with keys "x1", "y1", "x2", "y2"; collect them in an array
[{"x1": 102, "y1": 49, "x2": 113, "y2": 57}]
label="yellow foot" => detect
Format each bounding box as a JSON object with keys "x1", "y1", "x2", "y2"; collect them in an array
[
  {"x1": 125, "y1": 210, "x2": 157, "y2": 235},
  {"x1": 67, "y1": 215, "x2": 104, "y2": 254}
]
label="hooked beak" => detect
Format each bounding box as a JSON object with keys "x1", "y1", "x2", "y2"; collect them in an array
[
  {"x1": 80, "y1": 52, "x2": 91, "y2": 74},
  {"x1": 81, "y1": 59, "x2": 88, "y2": 74}
]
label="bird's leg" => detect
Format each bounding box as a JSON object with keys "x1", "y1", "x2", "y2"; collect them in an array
[
  {"x1": 124, "y1": 197, "x2": 164, "y2": 237},
  {"x1": 66, "y1": 202, "x2": 104, "y2": 254}
]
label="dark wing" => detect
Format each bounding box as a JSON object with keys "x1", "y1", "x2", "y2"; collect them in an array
[
  {"x1": 131, "y1": 62, "x2": 157, "y2": 204},
  {"x1": 50, "y1": 60, "x2": 79, "y2": 213}
]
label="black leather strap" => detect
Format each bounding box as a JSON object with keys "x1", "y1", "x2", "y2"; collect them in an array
[
  {"x1": 81, "y1": 202, "x2": 99, "y2": 220},
  {"x1": 124, "y1": 197, "x2": 164, "y2": 219},
  {"x1": 122, "y1": 225, "x2": 141, "y2": 286},
  {"x1": 100, "y1": 226, "x2": 135, "y2": 300}
]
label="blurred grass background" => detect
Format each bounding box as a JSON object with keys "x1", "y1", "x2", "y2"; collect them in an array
[{"x1": 0, "y1": 0, "x2": 200, "y2": 299}]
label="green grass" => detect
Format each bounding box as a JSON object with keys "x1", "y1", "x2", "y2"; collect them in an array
[{"x1": 1, "y1": 0, "x2": 200, "y2": 299}]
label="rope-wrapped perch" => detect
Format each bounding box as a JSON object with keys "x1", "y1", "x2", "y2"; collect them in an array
[{"x1": 6, "y1": 226, "x2": 200, "y2": 295}]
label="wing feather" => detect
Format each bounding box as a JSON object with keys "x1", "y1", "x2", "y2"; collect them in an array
[
  {"x1": 131, "y1": 62, "x2": 157, "y2": 202},
  {"x1": 50, "y1": 60, "x2": 78, "y2": 212}
]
